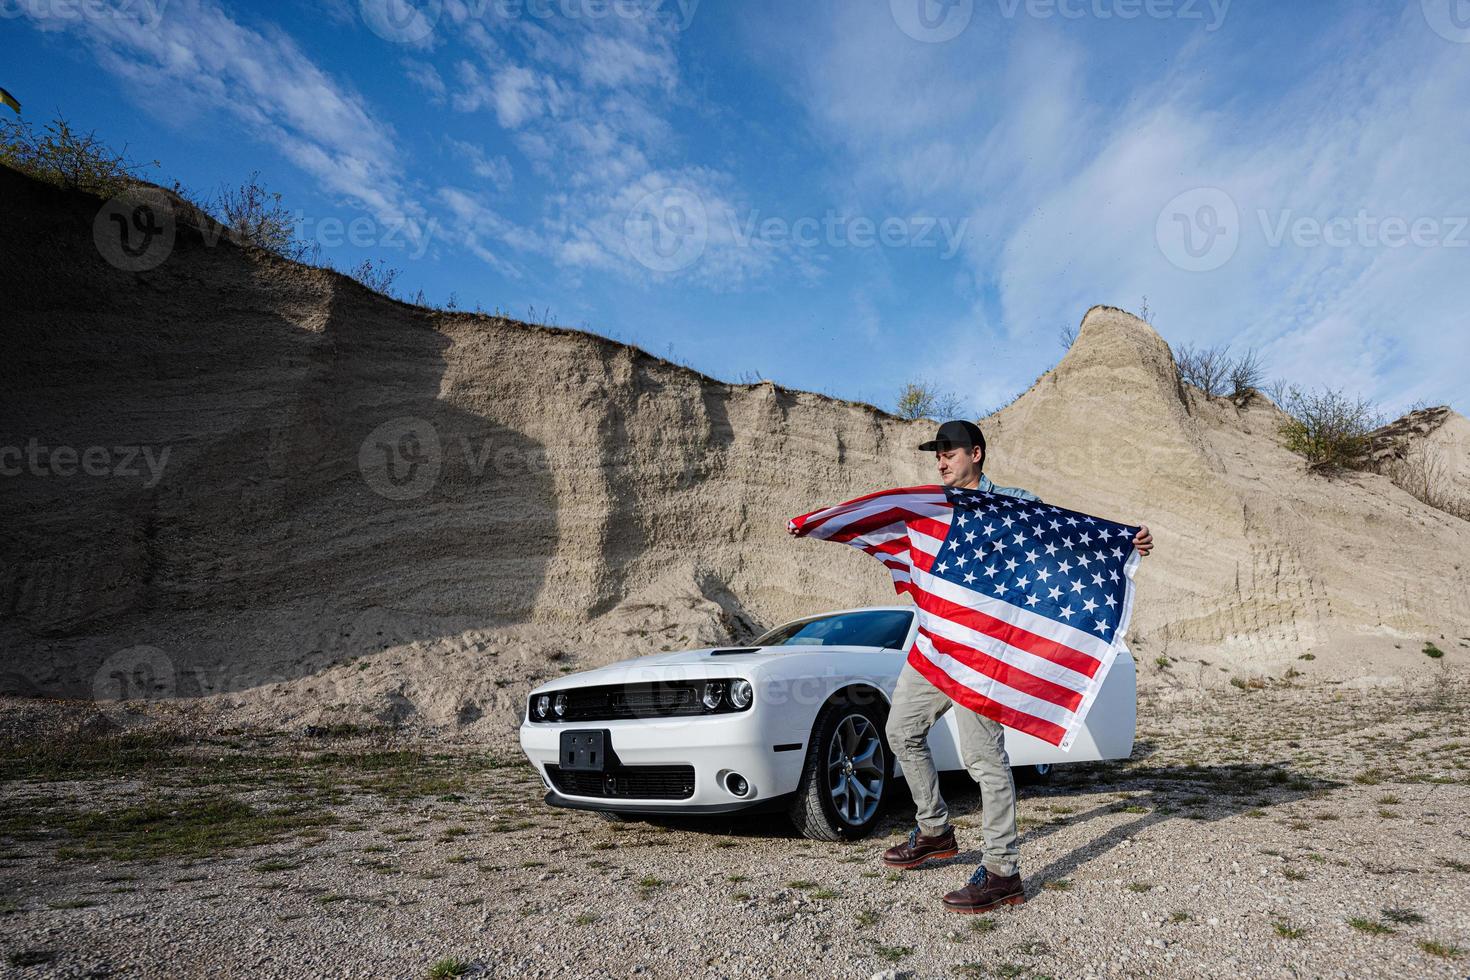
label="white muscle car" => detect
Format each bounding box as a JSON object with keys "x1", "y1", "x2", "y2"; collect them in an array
[{"x1": 519, "y1": 606, "x2": 1136, "y2": 840}]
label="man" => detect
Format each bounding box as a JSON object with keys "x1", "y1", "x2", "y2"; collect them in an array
[{"x1": 880, "y1": 420, "x2": 1153, "y2": 913}]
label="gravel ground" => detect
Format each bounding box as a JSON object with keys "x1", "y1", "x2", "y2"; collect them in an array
[{"x1": 2, "y1": 681, "x2": 1468, "y2": 979}]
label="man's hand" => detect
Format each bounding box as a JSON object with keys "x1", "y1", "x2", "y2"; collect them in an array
[{"x1": 1133, "y1": 524, "x2": 1153, "y2": 557}]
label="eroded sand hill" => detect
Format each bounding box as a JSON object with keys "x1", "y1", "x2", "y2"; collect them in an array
[{"x1": 2, "y1": 167, "x2": 1466, "y2": 736}]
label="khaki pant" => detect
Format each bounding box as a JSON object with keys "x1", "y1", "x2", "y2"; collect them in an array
[{"x1": 885, "y1": 662, "x2": 1020, "y2": 876}]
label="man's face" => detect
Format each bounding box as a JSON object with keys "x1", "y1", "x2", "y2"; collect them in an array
[{"x1": 935, "y1": 444, "x2": 983, "y2": 488}]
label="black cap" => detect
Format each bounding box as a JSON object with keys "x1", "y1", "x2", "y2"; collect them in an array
[{"x1": 919, "y1": 419, "x2": 986, "y2": 455}]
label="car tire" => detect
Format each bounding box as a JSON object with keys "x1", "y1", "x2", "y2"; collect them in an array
[
  {"x1": 788, "y1": 695, "x2": 892, "y2": 842},
  {"x1": 1015, "y1": 763, "x2": 1054, "y2": 786}
]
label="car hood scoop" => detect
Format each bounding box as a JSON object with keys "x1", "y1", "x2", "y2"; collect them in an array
[{"x1": 709, "y1": 647, "x2": 764, "y2": 656}]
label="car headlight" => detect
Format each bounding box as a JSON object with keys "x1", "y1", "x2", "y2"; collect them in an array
[
  {"x1": 553, "y1": 692, "x2": 567, "y2": 718},
  {"x1": 534, "y1": 694, "x2": 550, "y2": 719},
  {"x1": 701, "y1": 681, "x2": 726, "y2": 711},
  {"x1": 728, "y1": 678, "x2": 753, "y2": 710}
]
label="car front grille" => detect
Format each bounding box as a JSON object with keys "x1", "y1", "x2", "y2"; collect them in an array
[
  {"x1": 545, "y1": 764, "x2": 696, "y2": 800},
  {"x1": 532, "y1": 681, "x2": 736, "y2": 722}
]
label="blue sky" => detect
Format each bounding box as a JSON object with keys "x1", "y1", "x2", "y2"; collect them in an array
[{"x1": 8, "y1": 0, "x2": 1468, "y2": 416}]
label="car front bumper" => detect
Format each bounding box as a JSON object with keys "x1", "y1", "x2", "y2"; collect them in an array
[{"x1": 518, "y1": 709, "x2": 806, "y2": 813}]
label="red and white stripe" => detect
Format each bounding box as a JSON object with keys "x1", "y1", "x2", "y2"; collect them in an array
[{"x1": 789, "y1": 485, "x2": 1136, "y2": 749}]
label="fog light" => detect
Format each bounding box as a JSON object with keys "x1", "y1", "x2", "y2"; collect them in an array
[
  {"x1": 553, "y1": 692, "x2": 567, "y2": 718},
  {"x1": 725, "y1": 772, "x2": 750, "y2": 797},
  {"x1": 534, "y1": 694, "x2": 550, "y2": 719},
  {"x1": 728, "y1": 678, "x2": 753, "y2": 709},
  {"x1": 701, "y1": 681, "x2": 726, "y2": 710}
]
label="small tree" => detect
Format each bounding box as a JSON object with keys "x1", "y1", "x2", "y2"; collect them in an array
[
  {"x1": 896, "y1": 380, "x2": 966, "y2": 421},
  {"x1": 215, "y1": 171, "x2": 311, "y2": 260},
  {"x1": 1276, "y1": 387, "x2": 1380, "y2": 470},
  {"x1": 1058, "y1": 323, "x2": 1078, "y2": 350},
  {"x1": 1174, "y1": 342, "x2": 1233, "y2": 398}
]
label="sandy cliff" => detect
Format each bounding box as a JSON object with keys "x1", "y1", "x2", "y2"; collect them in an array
[{"x1": 2, "y1": 166, "x2": 1466, "y2": 733}]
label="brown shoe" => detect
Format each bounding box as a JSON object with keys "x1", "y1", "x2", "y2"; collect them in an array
[
  {"x1": 942, "y1": 866, "x2": 1025, "y2": 913},
  {"x1": 882, "y1": 826, "x2": 959, "y2": 869}
]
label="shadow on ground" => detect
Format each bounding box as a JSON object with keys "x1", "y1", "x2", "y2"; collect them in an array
[{"x1": 613, "y1": 758, "x2": 1338, "y2": 893}]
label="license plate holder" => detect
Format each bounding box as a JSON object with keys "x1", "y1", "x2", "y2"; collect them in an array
[{"x1": 559, "y1": 729, "x2": 609, "y2": 772}]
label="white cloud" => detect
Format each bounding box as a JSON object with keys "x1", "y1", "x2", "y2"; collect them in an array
[
  {"x1": 447, "y1": 138, "x2": 514, "y2": 190},
  {"x1": 24, "y1": 0, "x2": 428, "y2": 244},
  {"x1": 749, "y1": 5, "x2": 1470, "y2": 414},
  {"x1": 433, "y1": 5, "x2": 751, "y2": 285},
  {"x1": 402, "y1": 59, "x2": 447, "y2": 100}
]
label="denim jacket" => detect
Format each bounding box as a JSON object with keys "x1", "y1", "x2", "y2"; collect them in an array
[{"x1": 976, "y1": 473, "x2": 1039, "y2": 503}]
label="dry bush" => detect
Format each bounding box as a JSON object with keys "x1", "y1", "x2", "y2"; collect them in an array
[
  {"x1": 1229, "y1": 348, "x2": 1265, "y2": 399},
  {"x1": 215, "y1": 171, "x2": 313, "y2": 261},
  {"x1": 347, "y1": 258, "x2": 401, "y2": 297},
  {"x1": 0, "y1": 114, "x2": 157, "y2": 196},
  {"x1": 896, "y1": 380, "x2": 966, "y2": 422},
  {"x1": 1382, "y1": 442, "x2": 1470, "y2": 520},
  {"x1": 1275, "y1": 386, "x2": 1381, "y2": 470},
  {"x1": 1173, "y1": 343, "x2": 1233, "y2": 398}
]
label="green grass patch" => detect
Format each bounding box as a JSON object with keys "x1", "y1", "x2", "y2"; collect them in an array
[
  {"x1": 1423, "y1": 643, "x2": 1444, "y2": 659},
  {"x1": 1348, "y1": 917, "x2": 1394, "y2": 935},
  {"x1": 1273, "y1": 920, "x2": 1307, "y2": 939},
  {"x1": 425, "y1": 959, "x2": 470, "y2": 979},
  {"x1": 1417, "y1": 940, "x2": 1462, "y2": 959},
  {"x1": 871, "y1": 943, "x2": 912, "y2": 962},
  {"x1": 51, "y1": 797, "x2": 334, "y2": 863}
]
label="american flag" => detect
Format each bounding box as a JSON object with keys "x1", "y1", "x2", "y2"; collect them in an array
[{"x1": 789, "y1": 485, "x2": 1140, "y2": 749}]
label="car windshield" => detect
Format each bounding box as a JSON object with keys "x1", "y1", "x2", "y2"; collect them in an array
[{"x1": 752, "y1": 610, "x2": 913, "y2": 650}]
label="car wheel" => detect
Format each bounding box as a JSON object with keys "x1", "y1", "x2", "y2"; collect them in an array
[
  {"x1": 788, "y1": 696, "x2": 891, "y2": 842},
  {"x1": 1015, "y1": 763, "x2": 1054, "y2": 786}
]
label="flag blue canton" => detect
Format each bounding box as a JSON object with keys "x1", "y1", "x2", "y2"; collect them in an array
[{"x1": 932, "y1": 488, "x2": 1139, "y2": 642}]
